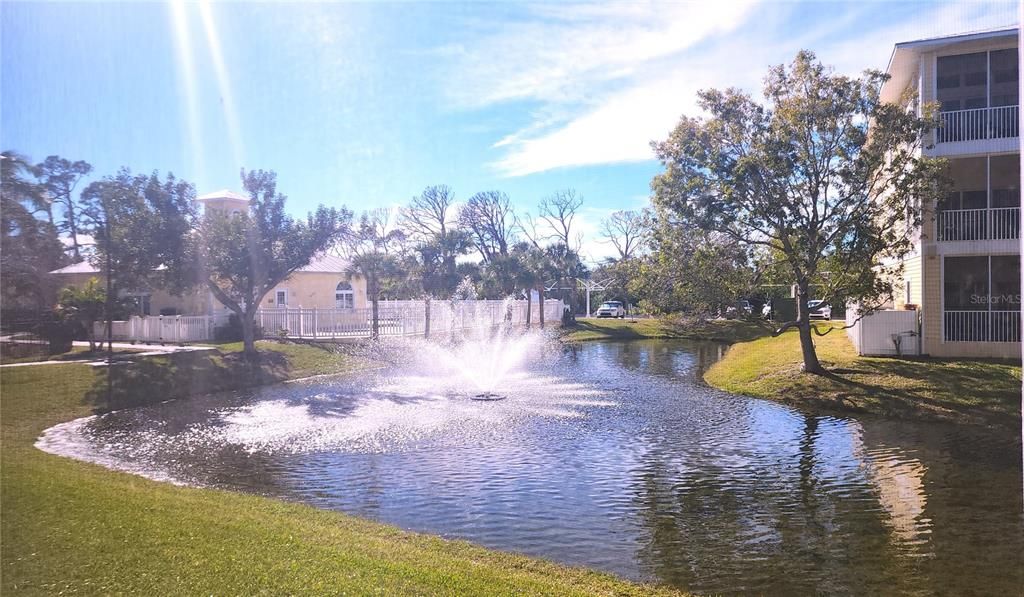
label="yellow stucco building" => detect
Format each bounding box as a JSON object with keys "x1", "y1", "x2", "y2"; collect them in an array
[{"x1": 49, "y1": 190, "x2": 368, "y2": 316}]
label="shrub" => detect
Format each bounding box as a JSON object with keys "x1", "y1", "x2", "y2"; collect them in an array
[{"x1": 213, "y1": 314, "x2": 263, "y2": 343}]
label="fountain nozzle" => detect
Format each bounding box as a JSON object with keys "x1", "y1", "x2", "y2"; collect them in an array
[{"x1": 472, "y1": 392, "x2": 506, "y2": 401}]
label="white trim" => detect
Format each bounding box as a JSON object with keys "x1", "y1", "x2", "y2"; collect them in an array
[
  {"x1": 940, "y1": 255, "x2": 945, "y2": 343},
  {"x1": 334, "y1": 281, "x2": 355, "y2": 309},
  {"x1": 275, "y1": 288, "x2": 289, "y2": 307}
]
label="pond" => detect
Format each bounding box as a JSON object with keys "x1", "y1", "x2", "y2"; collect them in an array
[{"x1": 39, "y1": 337, "x2": 1023, "y2": 595}]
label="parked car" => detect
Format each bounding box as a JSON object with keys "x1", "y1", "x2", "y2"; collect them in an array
[
  {"x1": 595, "y1": 301, "x2": 625, "y2": 318},
  {"x1": 807, "y1": 300, "x2": 832, "y2": 320}
]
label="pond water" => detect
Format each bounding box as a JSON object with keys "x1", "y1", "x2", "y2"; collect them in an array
[{"x1": 39, "y1": 338, "x2": 1023, "y2": 595}]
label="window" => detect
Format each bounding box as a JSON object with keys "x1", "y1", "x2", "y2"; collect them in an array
[
  {"x1": 335, "y1": 281, "x2": 354, "y2": 309},
  {"x1": 937, "y1": 52, "x2": 988, "y2": 111},
  {"x1": 990, "y1": 154, "x2": 1020, "y2": 207},
  {"x1": 944, "y1": 255, "x2": 1020, "y2": 342},
  {"x1": 990, "y1": 48, "x2": 1019, "y2": 105},
  {"x1": 275, "y1": 289, "x2": 288, "y2": 306}
]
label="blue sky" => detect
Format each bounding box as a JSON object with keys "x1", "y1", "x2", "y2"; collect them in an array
[{"x1": 2, "y1": 0, "x2": 1017, "y2": 262}]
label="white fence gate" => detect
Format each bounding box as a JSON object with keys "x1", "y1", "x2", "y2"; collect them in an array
[{"x1": 846, "y1": 308, "x2": 920, "y2": 356}]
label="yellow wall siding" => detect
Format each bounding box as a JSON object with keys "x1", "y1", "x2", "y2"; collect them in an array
[
  {"x1": 51, "y1": 273, "x2": 210, "y2": 316},
  {"x1": 920, "y1": 254, "x2": 942, "y2": 354},
  {"x1": 53, "y1": 271, "x2": 368, "y2": 314},
  {"x1": 267, "y1": 272, "x2": 368, "y2": 310},
  {"x1": 893, "y1": 254, "x2": 922, "y2": 309}
]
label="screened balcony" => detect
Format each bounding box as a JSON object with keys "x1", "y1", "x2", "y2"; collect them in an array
[
  {"x1": 943, "y1": 255, "x2": 1021, "y2": 343},
  {"x1": 935, "y1": 48, "x2": 1018, "y2": 144},
  {"x1": 936, "y1": 154, "x2": 1020, "y2": 241}
]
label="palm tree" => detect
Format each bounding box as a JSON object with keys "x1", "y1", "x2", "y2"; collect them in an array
[
  {"x1": 342, "y1": 210, "x2": 403, "y2": 340},
  {"x1": 345, "y1": 251, "x2": 398, "y2": 339},
  {"x1": 511, "y1": 242, "x2": 550, "y2": 327}
]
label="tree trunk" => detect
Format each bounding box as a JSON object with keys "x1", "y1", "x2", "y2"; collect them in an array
[
  {"x1": 539, "y1": 286, "x2": 546, "y2": 328},
  {"x1": 241, "y1": 308, "x2": 257, "y2": 356},
  {"x1": 371, "y1": 295, "x2": 380, "y2": 339},
  {"x1": 86, "y1": 319, "x2": 96, "y2": 352},
  {"x1": 796, "y1": 283, "x2": 823, "y2": 374},
  {"x1": 66, "y1": 201, "x2": 81, "y2": 262},
  {"x1": 525, "y1": 291, "x2": 532, "y2": 326}
]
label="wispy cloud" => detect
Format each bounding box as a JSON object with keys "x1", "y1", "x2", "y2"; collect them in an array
[
  {"x1": 445, "y1": 1, "x2": 759, "y2": 109},
  {"x1": 443, "y1": 1, "x2": 1017, "y2": 178}
]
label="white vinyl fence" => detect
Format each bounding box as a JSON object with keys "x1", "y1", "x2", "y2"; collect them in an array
[
  {"x1": 846, "y1": 308, "x2": 920, "y2": 356},
  {"x1": 257, "y1": 299, "x2": 565, "y2": 339},
  {"x1": 94, "y1": 315, "x2": 226, "y2": 343},
  {"x1": 95, "y1": 299, "x2": 566, "y2": 343}
]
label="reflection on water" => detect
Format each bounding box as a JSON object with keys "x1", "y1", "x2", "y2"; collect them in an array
[{"x1": 38, "y1": 339, "x2": 1023, "y2": 595}]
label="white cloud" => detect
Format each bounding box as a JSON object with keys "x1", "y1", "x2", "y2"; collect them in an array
[
  {"x1": 450, "y1": 0, "x2": 1017, "y2": 177},
  {"x1": 445, "y1": 1, "x2": 759, "y2": 108}
]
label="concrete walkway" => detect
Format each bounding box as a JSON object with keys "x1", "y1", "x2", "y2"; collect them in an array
[{"x1": 1, "y1": 342, "x2": 216, "y2": 368}]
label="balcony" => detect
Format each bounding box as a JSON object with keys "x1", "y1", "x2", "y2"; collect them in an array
[
  {"x1": 936, "y1": 207, "x2": 1020, "y2": 241},
  {"x1": 944, "y1": 310, "x2": 1020, "y2": 342},
  {"x1": 936, "y1": 105, "x2": 1019, "y2": 144}
]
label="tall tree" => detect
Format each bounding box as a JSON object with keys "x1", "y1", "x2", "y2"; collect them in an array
[
  {"x1": 0, "y1": 151, "x2": 65, "y2": 311},
  {"x1": 601, "y1": 209, "x2": 649, "y2": 260},
  {"x1": 81, "y1": 170, "x2": 198, "y2": 349},
  {"x1": 197, "y1": 169, "x2": 349, "y2": 354},
  {"x1": 81, "y1": 170, "x2": 197, "y2": 297},
  {"x1": 651, "y1": 50, "x2": 944, "y2": 373},
  {"x1": 544, "y1": 242, "x2": 587, "y2": 322},
  {"x1": 36, "y1": 156, "x2": 92, "y2": 260},
  {"x1": 630, "y1": 217, "x2": 756, "y2": 316},
  {"x1": 402, "y1": 185, "x2": 470, "y2": 298},
  {"x1": 341, "y1": 210, "x2": 402, "y2": 339},
  {"x1": 538, "y1": 188, "x2": 583, "y2": 250},
  {"x1": 460, "y1": 190, "x2": 516, "y2": 263}
]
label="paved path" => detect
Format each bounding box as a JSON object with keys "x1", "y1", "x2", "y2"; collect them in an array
[{"x1": 1, "y1": 342, "x2": 216, "y2": 368}]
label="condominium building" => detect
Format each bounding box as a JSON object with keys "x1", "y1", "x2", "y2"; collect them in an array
[{"x1": 882, "y1": 28, "x2": 1019, "y2": 358}]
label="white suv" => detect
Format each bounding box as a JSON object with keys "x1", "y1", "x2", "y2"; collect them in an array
[{"x1": 595, "y1": 301, "x2": 626, "y2": 318}]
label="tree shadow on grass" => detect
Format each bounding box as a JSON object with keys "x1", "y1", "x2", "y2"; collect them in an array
[
  {"x1": 85, "y1": 350, "x2": 290, "y2": 412},
  {"x1": 661, "y1": 317, "x2": 774, "y2": 342},
  {"x1": 811, "y1": 357, "x2": 1021, "y2": 429}
]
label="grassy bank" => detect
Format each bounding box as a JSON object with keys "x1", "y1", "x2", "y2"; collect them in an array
[
  {"x1": 1, "y1": 342, "x2": 678, "y2": 595},
  {"x1": 704, "y1": 323, "x2": 1021, "y2": 429},
  {"x1": 562, "y1": 316, "x2": 771, "y2": 344}
]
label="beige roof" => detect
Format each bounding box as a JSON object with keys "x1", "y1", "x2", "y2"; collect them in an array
[
  {"x1": 50, "y1": 261, "x2": 100, "y2": 274},
  {"x1": 51, "y1": 253, "x2": 348, "y2": 276},
  {"x1": 196, "y1": 189, "x2": 250, "y2": 203},
  {"x1": 297, "y1": 253, "x2": 350, "y2": 273}
]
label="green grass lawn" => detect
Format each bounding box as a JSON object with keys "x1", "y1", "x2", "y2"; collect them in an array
[
  {"x1": 704, "y1": 322, "x2": 1022, "y2": 429},
  {"x1": 1, "y1": 341, "x2": 680, "y2": 595},
  {"x1": 562, "y1": 316, "x2": 772, "y2": 343}
]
